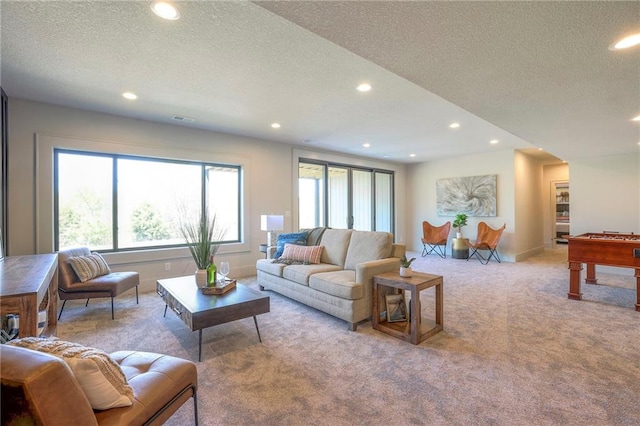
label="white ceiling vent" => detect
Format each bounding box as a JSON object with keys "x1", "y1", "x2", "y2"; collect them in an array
[{"x1": 172, "y1": 115, "x2": 196, "y2": 123}]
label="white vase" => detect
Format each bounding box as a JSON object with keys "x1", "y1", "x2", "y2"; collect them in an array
[
  {"x1": 399, "y1": 266, "x2": 412, "y2": 278},
  {"x1": 195, "y1": 269, "x2": 207, "y2": 286},
  {"x1": 456, "y1": 232, "x2": 462, "y2": 239}
]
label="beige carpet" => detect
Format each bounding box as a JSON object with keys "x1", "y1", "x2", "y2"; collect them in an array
[{"x1": 56, "y1": 247, "x2": 640, "y2": 425}]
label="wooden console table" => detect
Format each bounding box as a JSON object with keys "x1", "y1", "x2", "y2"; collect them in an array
[
  {"x1": 0, "y1": 254, "x2": 59, "y2": 337},
  {"x1": 373, "y1": 271, "x2": 443, "y2": 345}
]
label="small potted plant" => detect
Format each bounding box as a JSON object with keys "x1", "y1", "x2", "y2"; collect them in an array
[
  {"x1": 452, "y1": 213, "x2": 468, "y2": 239},
  {"x1": 399, "y1": 254, "x2": 416, "y2": 278}
]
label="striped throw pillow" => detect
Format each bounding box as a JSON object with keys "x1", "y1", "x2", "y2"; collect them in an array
[
  {"x1": 281, "y1": 244, "x2": 324, "y2": 264},
  {"x1": 67, "y1": 253, "x2": 111, "y2": 283}
]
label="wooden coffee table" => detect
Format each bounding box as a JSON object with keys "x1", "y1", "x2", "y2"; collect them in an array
[{"x1": 157, "y1": 276, "x2": 270, "y2": 361}]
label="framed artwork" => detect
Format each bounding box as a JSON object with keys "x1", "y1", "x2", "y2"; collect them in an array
[
  {"x1": 385, "y1": 293, "x2": 408, "y2": 323},
  {"x1": 436, "y1": 174, "x2": 497, "y2": 217}
]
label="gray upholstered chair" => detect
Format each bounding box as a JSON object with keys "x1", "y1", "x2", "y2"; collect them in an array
[{"x1": 57, "y1": 247, "x2": 139, "y2": 320}]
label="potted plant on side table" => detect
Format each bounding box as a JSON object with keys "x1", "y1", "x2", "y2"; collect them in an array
[
  {"x1": 179, "y1": 210, "x2": 226, "y2": 287},
  {"x1": 399, "y1": 254, "x2": 416, "y2": 278},
  {"x1": 452, "y1": 213, "x2": 468, "y2": 239}
]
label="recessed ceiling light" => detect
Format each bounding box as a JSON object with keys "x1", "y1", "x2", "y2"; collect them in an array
[
  {"x1": 632, "y1": 115, "x2": 640, "y2": 121},
  {"x1": 490, "y1": 139, "x2": 499, "y2": 144},
  {"x1": 122, "y1": 92, "x2": 137, "y2": 100},
  {"x1": 271, "y1": 123, "x2": 281, "y2": 129},
  {"x1": 150, "y1": 1, "x2": 180, "y2": 20},
  {"x1": 356, "y1": 83, "x2": 372, "y2": 92},
  {"x1": 609, "y1": 33, "x2": 640, "y2": 51},
  {"x1": 363, "y1": 143, "x2": 371, "y2": 148},
  {"x1": 449, "y1": 122, "x2": 460, "y2": 129},
  {"x1": 410, "y1": 153, "x2": 416, "y2": 158}
]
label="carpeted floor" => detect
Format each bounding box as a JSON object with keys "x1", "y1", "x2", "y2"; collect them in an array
[{"x1": 57, "y1": 247, "x2": 640, "y2": 425}]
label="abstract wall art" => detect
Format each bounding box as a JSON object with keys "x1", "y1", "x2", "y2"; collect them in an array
[{"x1": 436, "y1": 174, "x2": 497, "y2": 217}]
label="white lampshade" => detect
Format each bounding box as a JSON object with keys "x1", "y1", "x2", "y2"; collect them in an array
[{"x1": 261, "y1": 215, "x2": 284, "y2": 232}]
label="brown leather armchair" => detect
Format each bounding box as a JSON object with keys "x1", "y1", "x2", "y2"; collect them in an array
[
  {"x1": 0, "y1": 344, "x2": 198, "y2": 425},
  {"x1": 58, "y1": 247, "x2": 139, "y2": 320}
]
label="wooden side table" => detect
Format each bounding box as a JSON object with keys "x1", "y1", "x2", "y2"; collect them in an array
[
  {"x1": 372, "y1": 271, "x2": 443, "y2": 345},
  {"x1": 451, "y1": 237, "x2": 469, "y2": 259}
]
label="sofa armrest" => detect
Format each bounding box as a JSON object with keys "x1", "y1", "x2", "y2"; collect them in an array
[
  {"x1": 355, "y1": 257, "x2": 401, "y2": 286},
  {"x1": 390, "y1": 243, "x2": 406, "y2": 259}
]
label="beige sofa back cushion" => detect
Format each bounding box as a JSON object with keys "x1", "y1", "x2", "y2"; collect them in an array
[
  {"x1": 344, "y1": 230, "x2": 393, "y2": 270},
  {"x1": 319, "y1": 229, "x2": 353, "y2": 267}
]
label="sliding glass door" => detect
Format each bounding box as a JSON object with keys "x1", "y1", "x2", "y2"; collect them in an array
[
  {"x1": 298, "y1": 160, "x2": 393, "y2": 233},
  {"x1": 328, "y1": 166, "x2": 349, "y2": 228}
]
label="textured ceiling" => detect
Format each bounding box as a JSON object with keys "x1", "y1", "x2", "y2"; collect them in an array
[{"x1": 1, "y1": 1, "x2": 638, "y2": 164}]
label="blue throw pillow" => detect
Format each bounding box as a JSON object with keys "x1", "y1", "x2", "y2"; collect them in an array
[{"x1": 273, "y1": 232, "x2": 308, "y2": 259}]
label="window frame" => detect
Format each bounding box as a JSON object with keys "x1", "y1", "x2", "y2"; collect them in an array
[
  {"x1": 36, "y1": 133, "x2": 252, "y2": 259},
  {"x1": 53, "y1": 148, "x2": 242, "y2": 252}
]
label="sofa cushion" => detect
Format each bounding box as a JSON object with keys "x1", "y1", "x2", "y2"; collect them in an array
[
  {"x1": 344, "y1": 231, "x2": 393, "y2": 270},
  {"x1": 67, "y1": 252, "x2": 111, "y2": 282},
  {"x1": 283, "y1": 263, "x2": 343, "y2": 285},
  {"x1": 273, "y1": 232, "x2": 308, "y2": 259},
  {"x1": 277, "y1": 244, "x2": 324, "y2": 264},
  {"x1": 7, "y1": 337, "x2": 134, "y2": 410},
  {"x1": 319, "y1": 229, "x2": 353, "y2": 267},
  {"x1": 309, "y1": 270, "x2": 363, "y2": 300}
]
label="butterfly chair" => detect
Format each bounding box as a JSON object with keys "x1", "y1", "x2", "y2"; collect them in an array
[
  {"x1": 467, "y1": 222, "x2": 506, "y2": 264},
  {"x1": 421, "y1": 221, "x2": 452, "y2": 258}
]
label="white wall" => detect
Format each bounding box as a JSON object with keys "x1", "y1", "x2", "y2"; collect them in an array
[
  {"x1": 7, "y1": 98, "x2": 406, "y2": 291},
  {"x1": 513, "y1": 150, "x2": 545, "y2": 260},
  {"x1": 569, "y1": 153, "x2": 640, "y2": 276},
  {"x1": 405, "y1": 149, "x2": 518, "y2": 261},
  {"x1": 570, "y1": 153, "x2": 640, "y2": 235}
]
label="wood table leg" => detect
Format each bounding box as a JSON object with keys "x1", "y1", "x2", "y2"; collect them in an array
[
  {"x1": 585, "y1": 263, "x2": 598, "y2": 284},
  {"x1": 409, "y1": 288, "x2": 419, "y2": 345},
  {"x1": 635, "y1": 268, "x2": 640, "y2": 312},
  {"x1": 435, "y1": 281, "x2": 443, "y2": 327},
  {"x1": 198, "y1": 329, "x2": 202, "y2": 362},
  {"x1": 568, "y1": 261, "x2": 583, "y2": 300}
]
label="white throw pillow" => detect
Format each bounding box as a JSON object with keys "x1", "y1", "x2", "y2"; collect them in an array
[{"x1": 7, "y1": 337, "x2": 134, "y2": 410}]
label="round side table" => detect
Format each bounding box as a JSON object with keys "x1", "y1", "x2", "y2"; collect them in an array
[{"x1": 451, "y1": 238, "x2": 469, "y2": 259}]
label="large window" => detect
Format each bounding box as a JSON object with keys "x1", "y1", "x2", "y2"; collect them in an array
[
  {"x1": 298, "y1": 160, "x2": 394, "y2": 233},
  {"x1": 54, "y1": 150, "x2": 241, "y2": 251}
]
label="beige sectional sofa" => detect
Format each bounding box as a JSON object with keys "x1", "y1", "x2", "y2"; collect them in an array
[{"x1": 256, "y1": 228, "x2": 405, "y2": 330}]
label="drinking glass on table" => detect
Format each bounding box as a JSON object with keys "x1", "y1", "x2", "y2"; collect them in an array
[{"x1": 218, "y1": 261, "x2": 230, "y2": 284}]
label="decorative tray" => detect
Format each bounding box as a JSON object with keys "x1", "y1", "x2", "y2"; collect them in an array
[{"x1": 200, "y1": 279, "x2": 236, "y2": 295}]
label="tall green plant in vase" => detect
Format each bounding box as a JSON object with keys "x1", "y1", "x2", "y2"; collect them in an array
[{"x1": 179, "y1": 210, "x2": 226, "y2": 287}]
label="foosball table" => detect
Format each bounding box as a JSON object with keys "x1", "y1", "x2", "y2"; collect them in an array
[{"x1": 567, "y1": 232, "x2": 640, "y2": 311}]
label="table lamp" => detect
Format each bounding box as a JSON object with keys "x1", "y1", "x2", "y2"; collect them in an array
[{"x1": 261, "y1": 215, "x2": 284, "y2": 258}]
